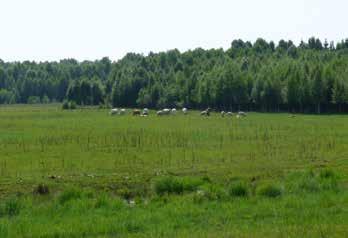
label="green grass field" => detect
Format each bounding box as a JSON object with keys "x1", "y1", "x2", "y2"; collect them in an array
[{"x1": 0, "y1": 105, "x2": 347, "y2": 237}]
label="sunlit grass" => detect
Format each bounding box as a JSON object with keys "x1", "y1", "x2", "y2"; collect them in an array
[{"x1": 0, "y1": 104, "x2": 347, "y2": 237}]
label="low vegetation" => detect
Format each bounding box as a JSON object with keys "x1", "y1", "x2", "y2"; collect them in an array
[{"x1": 0, "y1": 105, "x2": 347, "y2": 237}]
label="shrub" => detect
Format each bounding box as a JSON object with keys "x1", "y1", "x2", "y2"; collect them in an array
[
  {"x1": 319, "y1": 169, "x2": 336, "y2": 179},
  {"x1": 257, "y1": 184, "x2": 282, "y2": 198},
  {"x1": 27, "y1": 96, "x2": 40, "y2": 104},
  {"x1": 41, "y1": 95, "x2": 50, "y2": 104},
  {"x1": 58, "y1": 188, "x2": 82, "y2": 204},
  {"x1": 62, "y1": 100, "x2": 77, "y2": 110},
  {"x1": 69, "y1": 101, "x2": 77, "y2": 109},
  {"x1": 154, "y1": 177, "x2": 183, "y2": 195},
  {"x1": 62, "y1": 100, "x2": 69, "y2": 110},
  {"x1": 34, "y1": 184, "x2": 49, "y2": 195},
  {"x1": 229, "y1": 182, "x2": 248, "y2": 197}
]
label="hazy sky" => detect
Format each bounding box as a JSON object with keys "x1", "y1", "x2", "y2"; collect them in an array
[{"x1": 0, "y1": 0, "x2": 347, "y2": 62}]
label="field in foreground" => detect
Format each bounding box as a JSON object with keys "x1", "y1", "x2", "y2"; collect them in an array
[{"x1": 0, "y1": 105, "x2": 347, "y2": 237}]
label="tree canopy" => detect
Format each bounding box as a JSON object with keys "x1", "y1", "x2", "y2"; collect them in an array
[{"x1": 1, "y1": 38, "x2": 348, "y2": 113}]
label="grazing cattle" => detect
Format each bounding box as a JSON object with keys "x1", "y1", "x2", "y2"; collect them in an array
[
  {"x1": 238, "y1": 111, "x2": 247, "y2": 117},
  {"x1": 142, "y1": 108, "x2": 149, "y2": 116},
  {"x1": 171, "y1": 108, "x2": 177, "y2": 115},
  {"x1": 119, "y1": 109, "x2": 126, "y2": 115},
  {"x1": 221, "y1": 111, "x2": 233, "y2": 117},
  {"x1": 157, "y1": 108, "x2": 171, "y2": 116},
  {"x1": 201, "y1": 107, "x2": 211, "y2": 116},
  {"x1": 182, "y1": 108, "x2": 188, "y2": 115},
  {"x1": 163, "y1": 108, "x2": 171, "y2": 115},
  {"x1": 133, "y1": 109, "x2": 141, "y2": 116},
  {"x1": 110, "y1": 108, "x2": 119, "y2": 115}
]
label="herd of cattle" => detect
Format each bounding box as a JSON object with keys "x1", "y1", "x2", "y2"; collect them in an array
[{"x1": 110, "y1": 107, "x2": 247, "y2": 118}]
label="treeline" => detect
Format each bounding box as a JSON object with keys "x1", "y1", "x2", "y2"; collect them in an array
[{"x1": 1, "y1": 37, "x2": 348, "y2": 113}]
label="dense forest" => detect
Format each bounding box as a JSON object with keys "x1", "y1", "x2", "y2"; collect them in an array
[{"x1": 1, "y1": 37, "x2": 348, "y2": 113}]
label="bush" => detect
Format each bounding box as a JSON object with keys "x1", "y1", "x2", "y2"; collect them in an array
[
  {"x1": 62, "y1": 100, "x2": 69, "y2": 110},
  {"x1": 319, "y1": 169, "x2": 336, "y2": 179},
  {"x1": 154, "y1": 177, "x2": 183, "y2": 195},
  {"x1": 27, "y1": 96, "x2": 41, "y2": 104},
  {"x1": 257, "y1": 184, "x2": 282, "y2": 198},
  {"x1": 41, "y1": 95, "x2": 50, "y2": 104},
  {"x1": 62, "y1": 100, "x2": 77, "y2": 110},
  {"x1": 154, "y1": 176, "x2": 207, "y2": 195},
  {"x1": 34, "y1": 184, "x2": 49, "y2": 195},
  {"x1": 58, "y1": 188, "x2": 82, "y2": 204},
  {"x1": 229, "y1": 182, "x2": 248, "y2": 197},
  {"x1": 69, "y1": 101, "x2": 77, "y2": 109}
]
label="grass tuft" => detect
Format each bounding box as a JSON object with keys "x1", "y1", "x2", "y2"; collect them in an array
[
  {"x1": 33, "y1": 184, "x2": 49, "y2": 195},
  {"x1": 257, "y1": 184, "x2": 282, "y2": 198},
  {"x1": 58, "y1": 188, "x2": 83, "y2": 205},
  {"x1": 229, "y1": 182, "x2": 249, "y2": 198},
  {"x1": 2, "y1": 198, "x2": 21, "y2": 217},
  {"x1": 319, "y1": 169, "x2": 336, "y2": 179},
  {"x1": 154, "y1": 177, "x2": 184, "y2": 195}
]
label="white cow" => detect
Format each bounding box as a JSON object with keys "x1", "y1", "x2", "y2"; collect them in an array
[
  {"x1": 171, "y1": 108, "x2": 177, "y2": 115},
  {"x1": 157, "y1": 110, "x2": 165, "y2": 116},
  {"x1": 110, "y1": 108, "x2": 119, "y2": 115},
  {"x1": 119, "y1": 109, "x2": 126, "y2": 115},
  {"x1": 182, "y1": 108, "x2": 188, "y2": 115},
  {"x1": 238, "y1": 111, "x2": 247, "y2": 117},
  {"x1": 226, "y1": 112, "x2": 233, "y2": 117},
  {"x1": 163, "y1": 108, "x2": 171, "y2": 115},
  {"x1": 143, "y1": 108, "x2": 149, "y2": 115},
  {"x1": 221, "y1": 111, "x2": 225, "y2": 117}
]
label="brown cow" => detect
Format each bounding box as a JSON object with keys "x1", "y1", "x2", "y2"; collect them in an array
[{"x1": 133, "y1": 109, "x2": 141, "y2": 116}]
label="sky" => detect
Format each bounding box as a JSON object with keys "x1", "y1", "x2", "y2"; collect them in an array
[{"x1": 0, "y1": 0, "x2": 347, "y2": 62}]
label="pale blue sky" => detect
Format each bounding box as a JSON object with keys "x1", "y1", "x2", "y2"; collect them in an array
[{"x1": 0, "y1": 0, "x2": 347, "y2": 62}]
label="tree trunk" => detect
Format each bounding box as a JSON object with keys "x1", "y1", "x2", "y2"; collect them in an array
[{"x1": 317, "y1": 103, "x2": 321, "y2": 114}]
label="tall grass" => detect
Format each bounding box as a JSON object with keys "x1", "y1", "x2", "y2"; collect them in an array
[{"x1": 0, "y1": 105, "x2": 347, "y2": 237}]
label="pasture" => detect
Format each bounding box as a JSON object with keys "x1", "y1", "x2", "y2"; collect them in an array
[{"x1": 0, "y1": 104, "x2": 347, "y2": 237}]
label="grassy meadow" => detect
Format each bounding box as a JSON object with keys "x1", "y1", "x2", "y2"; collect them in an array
[{"x1": 0, "y1": 104, "x2": 347, "y2": 237}]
